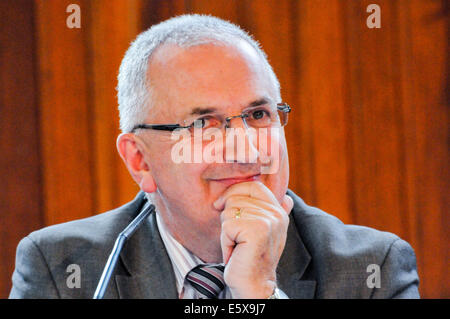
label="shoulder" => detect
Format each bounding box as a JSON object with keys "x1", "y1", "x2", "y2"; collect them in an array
[
  {"x1": 288, "y1": 190, "x2": 400, "y2": 258},
  {"x1": 25, "y1": 192, "x2": 147, "y2": 251},
  {"x1": 10, "y1": 192, "x2": 147, "y2": 298},
  {"x1": 287, "y1": 190, "x2": 419, "y2": 298}
]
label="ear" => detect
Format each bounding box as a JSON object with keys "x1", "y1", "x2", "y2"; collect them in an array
[{"x1": 116, "y1": 133, "x2": 157, "y2": 193}]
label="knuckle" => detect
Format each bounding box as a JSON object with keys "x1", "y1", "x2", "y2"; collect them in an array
[{"x1": 255, "y1": 217, "x2": 272, "y2": 234}]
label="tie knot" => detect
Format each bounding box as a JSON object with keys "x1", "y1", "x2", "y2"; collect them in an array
[{"x1": 186, "y1": 264, "x2": 225, "y2": 299}]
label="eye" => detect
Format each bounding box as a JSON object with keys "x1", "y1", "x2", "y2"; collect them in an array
[
  {"x1": 192, "y1": 116, "x2": 221, "y2": 129},
  {"x1": 250, "y1": 108, "x2": 271, "y2": 120}
]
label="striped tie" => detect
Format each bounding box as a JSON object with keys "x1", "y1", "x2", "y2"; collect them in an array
[{"x1": 186, "y1": 264, "x2": 226, "y2": 299}]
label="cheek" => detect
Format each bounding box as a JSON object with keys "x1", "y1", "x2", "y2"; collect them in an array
[
  {"x1": 152, "y1": 159, "x2": 207, "y2": 189},
  {"x1": 256, "y1": 127, "x2": 288, "y2": 175},
  {"x1": 147, "y1": 135, "x2": 212, "y2": 194},
  {"x1": 257, "y1": 128, "x2": 289, "y2": 199}
]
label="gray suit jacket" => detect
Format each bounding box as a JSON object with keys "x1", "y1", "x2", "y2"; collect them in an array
[{"x1": 9, "y1": 190, "x2": 420, "y2": 298}]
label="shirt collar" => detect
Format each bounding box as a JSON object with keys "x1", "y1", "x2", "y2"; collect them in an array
[{"x1": 155, "y1": 211, "x2": 203, "y2": 294}]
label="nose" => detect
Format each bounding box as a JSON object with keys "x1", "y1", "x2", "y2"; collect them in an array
[
  {"x1": 225, "y1": 114, "x2": 248, "y2": 129},
  {"x1": 224, "y1": 116, "x2": 259, "y2": 164}
]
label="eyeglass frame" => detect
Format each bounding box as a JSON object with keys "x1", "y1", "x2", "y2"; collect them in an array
[{"x1": 130, "y1": 102, "x2": 291, "y2": 133}]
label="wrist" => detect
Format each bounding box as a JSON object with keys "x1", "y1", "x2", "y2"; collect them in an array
[{"x1": 230, "y1": 280, "x2": 276, "y2": 299}]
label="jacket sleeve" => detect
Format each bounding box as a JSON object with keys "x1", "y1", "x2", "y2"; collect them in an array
[
  {"x1": 371, "y1": 238, "x2": 420, "y2": 299},
  {"x1": 9, "y1": 236, "x2": 60, "y2": 299}
]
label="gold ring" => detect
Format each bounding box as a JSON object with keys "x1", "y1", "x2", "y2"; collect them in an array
[{"x1": 234, "y1": 208, "x2": 241, "y2": 219}]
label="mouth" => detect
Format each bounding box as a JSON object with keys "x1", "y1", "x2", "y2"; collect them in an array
[{"x1": 209, "y1": 174, "x2": 261, "y2": 187}]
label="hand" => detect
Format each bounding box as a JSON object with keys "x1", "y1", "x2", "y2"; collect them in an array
[{"x1": 213, "y1": 181, "x2": 294, "y2": 298}]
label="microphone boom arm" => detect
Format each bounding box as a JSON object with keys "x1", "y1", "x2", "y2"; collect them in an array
[{"x1": 93, "y1": 203, "x2": 155, "y2": 299}]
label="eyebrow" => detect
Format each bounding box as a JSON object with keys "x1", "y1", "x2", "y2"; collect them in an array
[
  {"x1": 247, "y1": 97, "x2": 270, "y2": 108},
  {"x1": 190, "y1": 107, "x2": 218, "y2": 116},
  {"x1": 188, "y1": 97, "x2": 271, "y2": 116}
]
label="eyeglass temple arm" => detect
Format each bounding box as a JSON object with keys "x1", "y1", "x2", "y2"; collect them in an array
[
  {"x1": 131, "y1": 123, "x2": 189, "y2": 133},
  {"x1": 277, "y1": 103, "x2": 291, "y2": 112}
]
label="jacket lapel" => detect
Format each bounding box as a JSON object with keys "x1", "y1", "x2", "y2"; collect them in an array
[
  {"x1": 276, "y1": 191, "x2": 316, "y2": 299},
  {"x1": 115, "y1": 210, "x2": 178, "y2": 299}
]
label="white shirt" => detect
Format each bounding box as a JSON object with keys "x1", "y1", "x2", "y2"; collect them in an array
[{"x1": 155, "y1": 212, "x2": 232, "y2": 299}]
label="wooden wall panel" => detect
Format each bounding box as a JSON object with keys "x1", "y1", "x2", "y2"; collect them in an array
[
  {"x1": 396, "y1": 0, "x2": 449, "y2": 298},
  {"x1": 1, "y1": 0, "x2": 448, "y2": 298},
  {"x1": 141, "y1": 0, "x2": 187, "y2": 27},
  {"x1": 188, "y1": 0, "x2": 239, "y2": 20},
  {"x1": 294, "y1": 0, "x2": 352, "y2": 223},
  {"x1": 344, "y1": 0, "x2": 407, "y2": 235},
  {"x1": 0, "y1": 0, "x2": 43, "y2": 298},
  {"x1": 35, "y1": 0, "x2": 95, "y2": 225},
  {"x1": 89, "y1": 0, "x2": 142, "y2": 213}
]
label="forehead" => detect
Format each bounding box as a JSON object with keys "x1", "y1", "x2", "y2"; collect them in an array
[{"x1": 146, "y1": 40, "x2": 277, "y2": 121}]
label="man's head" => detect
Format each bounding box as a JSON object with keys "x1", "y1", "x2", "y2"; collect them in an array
[
  {"x1": 117, "y1": 14, "x2": 281, "y2": 133},
  {"x1": 116, "y1": 15, "x2": 290, "y2": 262}
]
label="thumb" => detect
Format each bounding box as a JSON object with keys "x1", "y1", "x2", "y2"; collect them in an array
[{"x1": 220, "y1": 227, "x2": 235, "y2": 264}]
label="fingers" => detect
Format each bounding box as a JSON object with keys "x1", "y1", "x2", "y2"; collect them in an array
[
  {"x1": 219, "y1": 196, "x2": 282, "y2": 221},
  {"x1": 213, "y1": 181, "x2": 278, "y2": 211},
  {"x1": 220, "y1": 202, "x2": 289, "y2": 265},
  {"x1": 213, "y1": 181, "x2": 294, "y2": 214},
  {"x1": 216, "y1": 181, "x2": 294, "y2": 269},
  {"x1": 220, "y1": 213, "x2": 272, "y2": 263}
]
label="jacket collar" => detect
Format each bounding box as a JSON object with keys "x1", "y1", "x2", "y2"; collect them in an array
[
  {"x1": 115, "y1": 194, "x2": 178, "y2": 298},
  {"x1": 277, "y1": 191, "x2": 316, "y2": 298}
]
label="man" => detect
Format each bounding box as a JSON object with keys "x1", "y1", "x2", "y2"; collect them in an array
[{"x1": 9, "y1": 14, "x2": 419, "y2": 299}]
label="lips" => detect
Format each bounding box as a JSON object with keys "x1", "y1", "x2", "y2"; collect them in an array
[{"x1": 210, "y1": 174, "x2": 261, "y2": 187}]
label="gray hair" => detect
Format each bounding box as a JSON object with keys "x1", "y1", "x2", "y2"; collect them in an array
[{"x1": 117, "y1": 14, "x2": 281, "y2": 133}]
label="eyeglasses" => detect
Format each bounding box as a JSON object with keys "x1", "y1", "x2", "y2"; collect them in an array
[{"x1": 131, "y1": 103, "x2": 291, "y2": 134}]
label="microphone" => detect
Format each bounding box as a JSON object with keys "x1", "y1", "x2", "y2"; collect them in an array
[{"x1": 93, "y1": 203, "x2": 155, "y2": 299}]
